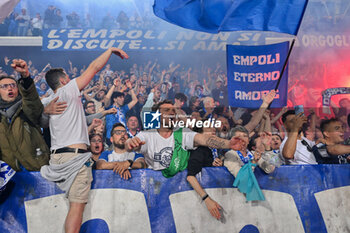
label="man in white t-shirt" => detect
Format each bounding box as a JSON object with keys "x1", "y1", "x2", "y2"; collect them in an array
[
  {"x1": 280, "y1": 110, "x2": 317, "y2": 165},
  {"x1": 97, "y1": 123, "x2": 145, "y2": 179},
  {"x1": 40, "y1": 48, "x2": 128, "y2": 233},
  {"x1": 126, "y1": 100, "x2": 246, "y2": 171}
]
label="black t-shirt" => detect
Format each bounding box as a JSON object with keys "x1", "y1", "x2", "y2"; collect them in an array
[
  {"x1": 312, "y1": 143, "x2": 349, "y2": 164},
  {"x1": 187, "y1": 146, "x2": 214, "y2": 176}
]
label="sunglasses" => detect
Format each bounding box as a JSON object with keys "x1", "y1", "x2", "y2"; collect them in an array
[{"x1": 0, "y1": 83, "x2": 17, "y2": 89}]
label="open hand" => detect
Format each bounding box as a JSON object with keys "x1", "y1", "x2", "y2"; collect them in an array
[
  {"x1": 44, "y1": 97, "x2": 67, "y2": 115},
  {"x1": 110, "y1": 48, "x2": 129, "y2": 60},
  {"x1": 204, "y1": 197, "x2": 222, "y2": 220},
  {"x1": 262, "y1": 90, "x2": 276, "y2": 105}
]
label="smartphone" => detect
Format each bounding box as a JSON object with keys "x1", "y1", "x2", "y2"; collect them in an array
[{"x1": 294, "y1": 105, "x2": 304, "y2": 116}]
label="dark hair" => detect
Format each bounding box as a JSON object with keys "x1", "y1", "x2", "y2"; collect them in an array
[
  {"x1": 151, "y1": 99, "x2": 173, "y2": 112},
  {"x1": 189, "y1": 96, "x2": 198, "y2": 106},
  {"x1": 45, "y1": 68, "x2": 66, "y2": 91},
  {"x1": 110, "y1": 123, "x2": 126, "y2": 136},
  {"x1": 0, "y1": 75, "x2": 17, "y2": 82},
  {"x1": 89, "y1": 133, "x2": 103, "y2": 141},
  {"x1": 282, "y1": 110, "x2": 295, "y2": 123},
  {"x1": 248, "y1": 134, "x2": 260, "y2": 151},
  {"x1": 241, "y1": 111, "x2": 252, "y2": 126},
  {"x1": 213, "y1": 105, "x2": 224, "y2": 116},
  {"x1": 84, "y1": 100, "x2": 94, "y2": 110},
  {"x1": 272, "y1": 133, "x2": 282, "y2": 141},
  {"x1": 111, "y1": 91, "x2": 124, "y2": 100},
  {"x1": 195, "y1": 84, "x2": 203, "y2": 90},
  {"x1": 320, "y1": 118, "x2": 339, "y2": 133},
  {"x1": 127, "y1": 115, "x2": 138, "y2": 121},
  {"x1": 98, "y1": 89, "x2": 107, "y2": 94},
  {"x1": 174, "y1": 93, "x2": 187, "y2": 103}
]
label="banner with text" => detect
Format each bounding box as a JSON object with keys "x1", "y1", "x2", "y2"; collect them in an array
[
  {"x1": 227, "y1": 42, "x2": 289, "y2": 108},
  {"x1": 41, "y1": 28, "x2": 268, "y2": 52},
  {"x1": 41, "y1": 29, "x2": 350, "y2": 51},
  {"x1": 1, "y1": 166, "x2": 350, "y2": 233}
]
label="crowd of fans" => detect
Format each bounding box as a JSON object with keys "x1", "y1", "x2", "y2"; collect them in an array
[
  {"x1": 1, "y1": 1, "x2": 350, "y2": 229},
  {"x1": 0, "y1": 4, "x2": 157, "y2": 37},
  {"x1": 1, "y1": 0, "x2": 350, "y2": 37},
  {"x1": 1, "y1": 56, "x2": 349, "y2": 153},
  {"x1": 0, "y1": 50, "x2": 349, "y2": 223}
]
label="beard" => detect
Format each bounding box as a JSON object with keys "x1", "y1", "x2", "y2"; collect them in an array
[{"x1": 113, "y1": 142, "x2": 125, "y2": 149}]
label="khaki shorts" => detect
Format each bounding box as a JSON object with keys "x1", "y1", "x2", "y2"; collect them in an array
[{"x1": 50, "y1": 152, "x2": 93, "y2": 203}]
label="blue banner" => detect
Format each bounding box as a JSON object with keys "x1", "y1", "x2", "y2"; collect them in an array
[
  {"x1": 153, "y1": 0, "x2": 308, "y2": 35},
  {"x1": 42, "y1": 28, "x2": 267, "y2": 52},
  {"x1": 41, "y1": 29, "x2": 350, "y2": 52},
  {"x1": 227, "y1": 42, "x2": 289, "y2": 108},
  {"x1": 1, "y1": 165, "x2": 350, "y2": 233}
]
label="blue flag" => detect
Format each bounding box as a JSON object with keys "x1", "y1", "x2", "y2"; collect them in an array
[
  {"x1": 233, "y1": 162, "x2": 265, "y2": 202},
  {"x1": 153, "y1": 0, "x2": 308, "y2": 35},
  {"x1": 227, "y1": 42, "x2": 289, "y2": 108}
]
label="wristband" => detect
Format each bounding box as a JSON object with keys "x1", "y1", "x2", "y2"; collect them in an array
[
  {"x1": 128, "y1": 159, "x2": 134, "y2": 168},
  {"x1": 202, "y1": 194, "x2": 209, "y2": 202}
]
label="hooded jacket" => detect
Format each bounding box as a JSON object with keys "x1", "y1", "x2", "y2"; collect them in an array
[{"x1": 0, "y1": 77, "x2": 49, "y2": 171}]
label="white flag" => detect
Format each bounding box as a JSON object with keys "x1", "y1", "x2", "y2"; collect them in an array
[{"x1": 0, "y1": 0, "x2": 20, "y2": 23}]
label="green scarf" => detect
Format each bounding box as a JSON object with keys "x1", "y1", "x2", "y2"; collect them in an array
[{"x1": 162, "y1": 128, "x2": 190, "y2": 178}]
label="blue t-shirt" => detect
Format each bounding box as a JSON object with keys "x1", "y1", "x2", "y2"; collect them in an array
[
  {"x1": 99, "y1": 150, "x2": 144, "y2": 162},
  {"x1": 105, "y1": 104, "x2": 129, "y2": 139},
  {"x1": 36, "y1": 83, "x2": 47, "y2": 97}
]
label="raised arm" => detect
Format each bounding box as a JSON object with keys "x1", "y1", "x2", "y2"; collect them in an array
[
  {"x1": 271, "y1": 106, "x2": 288, "y2": 124},
  {"x1": 103, "y1": 78, "x2": 119, "y2": 107},
  {"x1": 126, "y1": 80, "x2": 138, "y2": 109},
  {"x1": 327, "y1": 144, "x2": 350, "y2": 156},
  {"x1": 263, "y1": 111, "x2": 272, "y2": 133},
  {"x1": 83, "y1": 86, "x2": 98, "y2": 102},
  {"x1": 245, "y1": 90, "x2": 276, "y2": 133},
  {"x1": 193, "y1": 134, "x2": 245, "y2": 151},
  {"x1": 40, "y1": 63, "x2": 51, "y2": 74},
  {"x1": 148, "y1": 62, "x2": 156, "y2": 82},
  {"x1": 11, "y1": 59, "x2": 43, "y2": 125},
  {"x1": 282, "y1": 114, "x2": 307, "y2": 159},
  {"x1": 308, "y1": 110, "x2": 317, "y2": 141},
  {"x1": 76, "y1": 48, "x2": 128, "y2": 91}
]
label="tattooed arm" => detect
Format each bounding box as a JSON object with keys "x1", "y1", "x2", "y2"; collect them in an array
[{"x1": 193, "y1": 134, "x2": 245, "y2": 150}]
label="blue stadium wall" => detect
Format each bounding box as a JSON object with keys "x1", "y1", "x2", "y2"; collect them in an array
[{"x1": 1, "y1": 165, "x2": 350, "y2": 233}]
